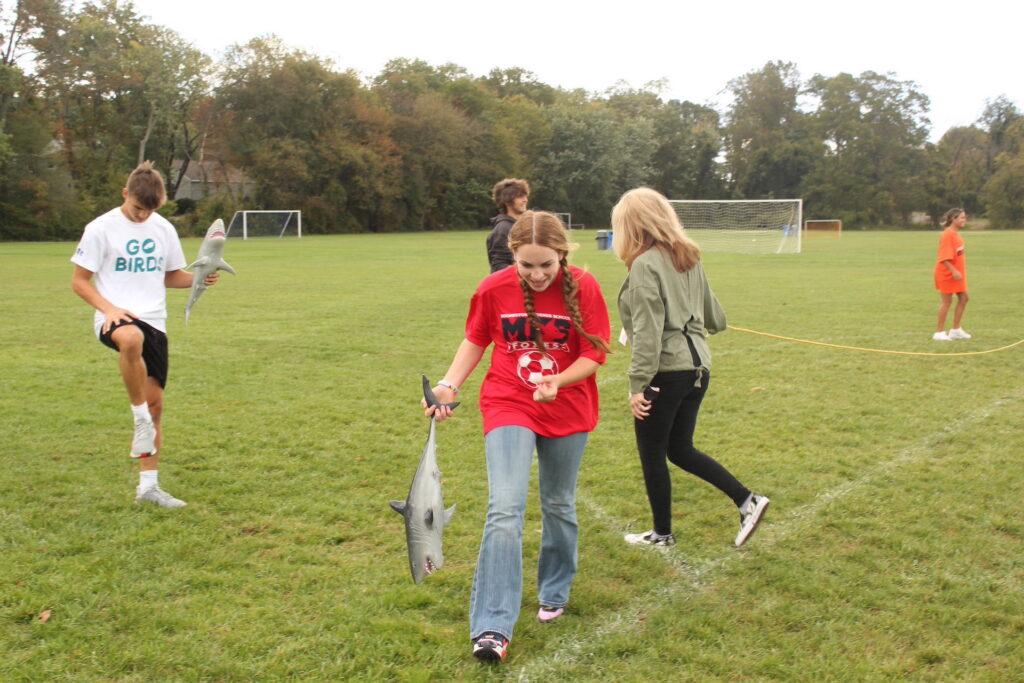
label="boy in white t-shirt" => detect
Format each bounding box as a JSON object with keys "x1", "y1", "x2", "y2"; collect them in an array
[{"x1": 71, "y1": 162, "x2": 219, "y2": 508}]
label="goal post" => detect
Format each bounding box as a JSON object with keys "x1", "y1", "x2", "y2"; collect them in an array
[
  {"x1": 804, "y1": 219, "x2": 842, "y2": 238},
  {"x1": 226, "y1": 210, "x2": 302, "y2": 239},
  {"x1": 668, "y1": 199, "x2": 802, "y2": 254},
  {"x1": 553, "y1": 212, "x2": 573, "y2": 229}
]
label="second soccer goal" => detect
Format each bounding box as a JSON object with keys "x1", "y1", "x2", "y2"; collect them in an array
[
  {"x1": 226, "y1": 210, "x2": 303, "y2": 239},
  {"x1": 668, "y1": 199, "x2": 802, "y2": 254}
]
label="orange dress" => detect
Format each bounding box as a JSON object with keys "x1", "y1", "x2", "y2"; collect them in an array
[{"x1": 934, "y1": 228, "x2": 966, "y2": 294}]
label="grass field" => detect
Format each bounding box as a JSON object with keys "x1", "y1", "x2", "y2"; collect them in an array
[{"x1": 2, "y1": 229, "x2": 1023, "y2": 680}]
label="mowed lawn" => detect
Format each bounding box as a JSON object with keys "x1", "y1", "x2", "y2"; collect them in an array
[{"x1": 1, "y1": 229, "x2": 1022, "y2": 680}]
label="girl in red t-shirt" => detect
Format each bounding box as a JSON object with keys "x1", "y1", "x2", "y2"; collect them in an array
[
  {"x1": 425, "y1": 211, "x2": 610, "y2": 663},
  {"x1": 933, "y1": 208, "x2": 971, "y2": 341}
]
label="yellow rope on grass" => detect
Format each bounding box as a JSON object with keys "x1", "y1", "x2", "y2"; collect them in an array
[{"x1": 727, "y1": 325, "x2": 1024, "y2": 357}]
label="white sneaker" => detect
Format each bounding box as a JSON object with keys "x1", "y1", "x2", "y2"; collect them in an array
[
  {"x1": 130, "y1": 417, "x2": 157, "y2": 457},
  {"x1": 735, "y1": 494, "x2": 769, "y2": 547},
  {"x1": 948, "y1": 328, "x2": 972, "y2": 340},
  {"x1": 135, "y1": 486, "x2": 186, "y2": 508},
  {"x1": 932, "y1": 331, "x2": 952, "y2": 341},
  {"x1": 624, "y1": 530, "x2": 675, "y2": 546}
]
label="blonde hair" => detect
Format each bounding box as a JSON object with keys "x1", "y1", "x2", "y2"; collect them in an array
[
  {"x1": 508, "y1": 211, "x2": 610, "y2": 353},
  {"x1": 126, "y1": 161, "x2": 167, "y2": 210},
  {"x1": 942, "y1": 208, "x2": 965, "y2": 227},
  {"x1": 611, "y1": 187, "x2": 700, "y2": 271}
]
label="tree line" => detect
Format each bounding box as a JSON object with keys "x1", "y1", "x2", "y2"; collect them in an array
[{"x1": 2, "y1": 0, "x2": 1022, "y2": 240}]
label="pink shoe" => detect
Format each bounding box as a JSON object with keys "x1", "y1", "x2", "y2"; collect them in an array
[{"x1": 538, "y1": 605, "x2": 564, "y2": 623}]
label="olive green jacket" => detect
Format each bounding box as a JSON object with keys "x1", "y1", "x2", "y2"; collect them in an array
[{"x1": 617, "y1": 247, "x2": 727, "y2": 395}]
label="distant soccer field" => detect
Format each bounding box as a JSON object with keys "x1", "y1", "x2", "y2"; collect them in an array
[{"x1": 1, "y1": 230, "x2": 1022, "y2": 679}]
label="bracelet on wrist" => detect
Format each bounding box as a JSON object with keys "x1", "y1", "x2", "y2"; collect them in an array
[{"x1": 437, "y1": 379, "x2": 459, "y2": 395}]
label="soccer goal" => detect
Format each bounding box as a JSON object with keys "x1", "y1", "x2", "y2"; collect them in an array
[
  {"x1": 226, "y1": 210, "x2": 302, "y2": 239},
  {"x1": 553, "y1": 212, "x2": 574, "y2": 229},
  {"x1": 668, "y1": 199, "x2": 802, "y2": 254},
  {"x1": 804, "y1": 219, "x2": 842, "y2": 239}
]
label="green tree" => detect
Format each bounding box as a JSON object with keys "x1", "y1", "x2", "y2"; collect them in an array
[
  {"x1": 982, "y1": 117, "x2": 1024, "y2": 227},
  {"x1": 218, "y1": 37, "x2": 401, "y2": 232},
  {"x1": 724, "y1": 61, "x2": 815, "y2": 199},
  {"x1": 804, "y1": 71, "x2": 930, "y2": 226}
]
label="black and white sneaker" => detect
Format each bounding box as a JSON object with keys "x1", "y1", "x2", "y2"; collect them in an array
[
  {"x1": 624, "y1": 530, "x2": 676, "y2": 546},
  {"x1": 472, "y1": 632, "x2": 509, "y2": 662},
  {"x1": 735, "y1": 494, "x2": 770, "y2": 547}
]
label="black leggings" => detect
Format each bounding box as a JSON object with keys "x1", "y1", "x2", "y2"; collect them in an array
[{"x1": 634, "y1": 370, "x2": 750, "y2": 536}]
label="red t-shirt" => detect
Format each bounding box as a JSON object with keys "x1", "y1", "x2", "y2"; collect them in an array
[
  {"x1": 934, "y1": 227, "x2": 966, "y2": 293},
  {"x1": 465, "y1": 266, "x2": 610, "y2": 438}
]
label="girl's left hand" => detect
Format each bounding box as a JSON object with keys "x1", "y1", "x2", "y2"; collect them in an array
[
  {"x1": 629, "y1": 392, "x2": 652, "y2": 420},
  {"x1": 533, "y1": 375, "x2": 561, "y2": 403}
]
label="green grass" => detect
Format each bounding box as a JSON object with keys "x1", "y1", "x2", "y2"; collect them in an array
[{"x1": 1, "y1": 229, "x2": 1022, "y2": 680}]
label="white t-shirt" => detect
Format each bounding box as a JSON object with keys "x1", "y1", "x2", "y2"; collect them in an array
[{"x1": 71, "y1": 208, "x2": 187, "y2": 337}]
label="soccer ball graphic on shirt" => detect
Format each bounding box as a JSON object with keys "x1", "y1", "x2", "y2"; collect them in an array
[{"x1": 516, "y1": 350, "x2": 559, "y2": 388}]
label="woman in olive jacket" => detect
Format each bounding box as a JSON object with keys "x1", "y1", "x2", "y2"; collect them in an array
[{"x1": 612, "y1": 187, "x2": 769, "y2": 548}]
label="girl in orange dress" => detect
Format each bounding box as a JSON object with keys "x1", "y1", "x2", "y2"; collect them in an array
[{"x1": 933, "y1": 208, "x2": 970, "y2": 341}]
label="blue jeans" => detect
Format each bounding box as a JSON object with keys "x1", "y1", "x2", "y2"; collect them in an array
[{"x1": 469, "y1": 426, "x2": 588, "y2": 641}]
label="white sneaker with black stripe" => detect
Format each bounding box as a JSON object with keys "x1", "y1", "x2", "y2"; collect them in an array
[
  {"x1": 624, "y1": 530, "x2": 676, "y2": 546},
  {"x1": 735, "y1": 494, "x2": 769, "y2": 547}
]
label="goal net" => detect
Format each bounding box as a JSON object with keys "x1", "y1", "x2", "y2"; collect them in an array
[
  {"x1": 226, "y1": 210, "x2": 302, "y2": 239},
  {"x1": 804, "y1": 219, "x2": 842, "y2": 239},
  {"x1": 553, "y1": 212, "x2": 575, "y2": 229},
  {"x1": 668, "y1": 199, "x2": 802, "y2": 254}
]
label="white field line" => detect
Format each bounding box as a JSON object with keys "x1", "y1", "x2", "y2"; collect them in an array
[{"x1": 515, "y1": 388, "x2": 1022, "y2": 681}]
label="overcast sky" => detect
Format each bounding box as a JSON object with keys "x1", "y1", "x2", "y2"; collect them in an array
[{"x1": 132, "y1": 0, "x2": 1019, "y2": 142}]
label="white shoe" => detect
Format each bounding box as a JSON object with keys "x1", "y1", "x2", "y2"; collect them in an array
[
  {"x1": 130, "y1": 417, "x2": 157, "y2": 457},
  {"x1": 948, "y1": 328, "x2": 972, "y2": 340},
  {"x1": 932, "y1": 331, "x2": 952, "y2": 341},
  {"x1": 735, "y1": 494, "x2": 769, "y2": 547},
  {"x1": 135, "y1": 486, "x2": 186, "y2": 508},
  {"x1": 624, "y1": 530, "x2": 675, "y2": 546}
]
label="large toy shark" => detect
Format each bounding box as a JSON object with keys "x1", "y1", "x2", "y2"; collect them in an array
[
  {"x1": 389, "y1": 376, "x2": 459, "y2": 584},
  {"x1": 185, "y1": 219, "x2": 235, "y2": 324}
]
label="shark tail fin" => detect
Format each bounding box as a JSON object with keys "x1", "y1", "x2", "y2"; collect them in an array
[
  {"x1": 422, "y1": 375, "x2": 459, "y2": 411},
  {"x1": 217, "y1": 259, "x2": 236, "y2": 275}
]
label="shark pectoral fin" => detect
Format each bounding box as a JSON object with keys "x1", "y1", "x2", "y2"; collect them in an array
[
  {"x1": 424, "y1": 509, "x2": 434, "y2": 527},
  {"x1": 389, "y1": 500, "x2": 406, "y2": 515},
  {"x1": 444, "y1": 504, "x2": 455, "y2": 524},
  {"x1": 186, "y1": 256, "x2": 210, "y2": 271},
  {"x1": 217, "y1": 259, "x2": 236, "y2": 275}
]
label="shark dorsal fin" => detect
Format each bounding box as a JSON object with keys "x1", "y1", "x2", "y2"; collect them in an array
[{"x1": 389, "y1": 500, "x2": 406, "y2": 515}]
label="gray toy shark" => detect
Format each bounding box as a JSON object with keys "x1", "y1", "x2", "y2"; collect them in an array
[
  {"x1": 185, "y1": 219, "x2": 235, "y2": 324},
  {"x1": 389, "y1": 376, "x2": 459, "y2": 583}
]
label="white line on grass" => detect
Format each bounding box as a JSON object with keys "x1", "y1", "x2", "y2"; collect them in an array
[{"x1": 515, "y1": 388, "x2": 1022, "y2": 681}]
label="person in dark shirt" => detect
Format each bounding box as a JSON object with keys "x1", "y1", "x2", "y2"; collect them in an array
[{"x1": 486, "y1": 178, "x2": 530, "y2": 272}]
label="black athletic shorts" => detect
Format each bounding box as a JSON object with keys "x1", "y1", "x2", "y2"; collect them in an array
[{"x1": 99, "y1": 319, "x2": 169, "y2": 388}]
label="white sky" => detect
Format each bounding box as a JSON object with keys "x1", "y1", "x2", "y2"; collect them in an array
[{"x1": 133, "y1": 0, "x2": 1020, "y2": 142}]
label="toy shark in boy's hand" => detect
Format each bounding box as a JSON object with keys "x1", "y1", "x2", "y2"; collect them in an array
[
  {"x1": 388, "y1": 376, "x2": 459, "y2": 584},
  {"x1": 185, "y1": 219, "x2": 235, "y2": 324}
]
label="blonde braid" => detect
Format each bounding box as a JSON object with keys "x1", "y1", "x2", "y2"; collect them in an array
[
  {"x1": 560, "y1": 261, "x2": 610, "y2": 352},
  {"x1": 519, "y1": 277, "x2": 546, "y2": 350}
]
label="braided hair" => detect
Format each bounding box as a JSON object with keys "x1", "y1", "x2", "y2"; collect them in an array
[{"x1": 509, "y1": 211, "x2": 610, "y2": 353}]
